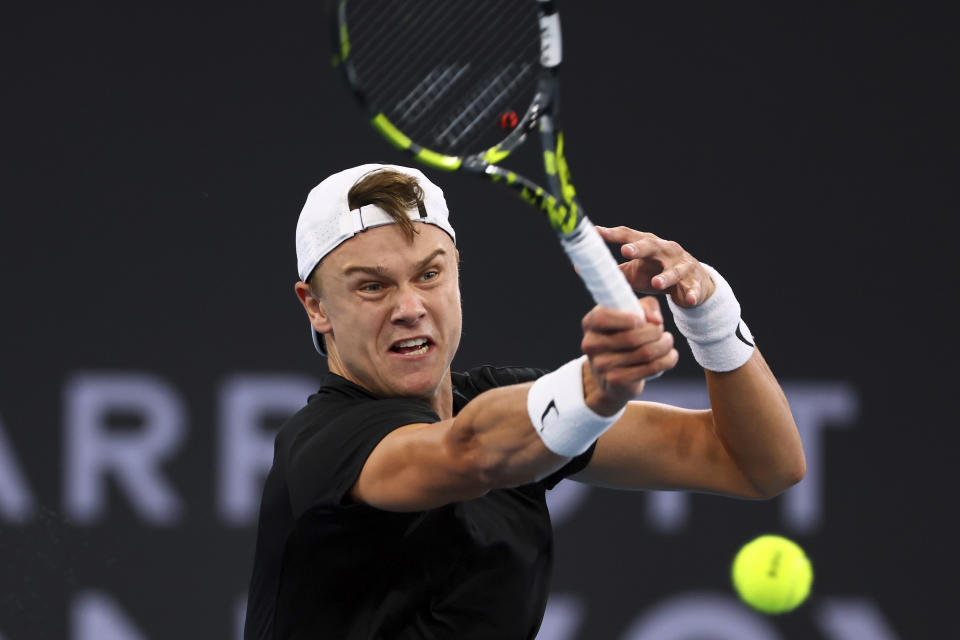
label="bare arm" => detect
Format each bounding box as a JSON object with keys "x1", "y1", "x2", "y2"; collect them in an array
[
  {"x1": 574, "y1": 349, "x2": 805, "y2": 498},
  {"x1": 703, "y1": 349, "x2": 804, "y2": 497},
  {"x1": 350, "y1": 382, "x2": 567, "y2": 512},
  {"x1": 352, "y1": 295, "x2": 675, "y2": 512},
  {"x1": 572, "y1": 226, "x2": 805, "y2": 498}
]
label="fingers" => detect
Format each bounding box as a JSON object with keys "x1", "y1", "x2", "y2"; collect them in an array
[
  {"x1": 638, "y1": 295, "x2": 662, "y2": 321},
  {"x1": 581, "y1": 297, "x2": 679, "y2": 391},
  {"x1": 595, "y1": 348, "x2": 679, "y2": 387},
  {"x1": 588, "y1": 332, "x2": 677, "y2": 377},
  {"x1": 581, "y1": 302, "x2": 660, "y2": 334},
  {"x1": 655, "y1": 259, "x2": 703, "y2": 304},
  {"x1": 596, "y1": 226, "x2": 666, "y2": 263},
  {"x1": 581, "y1": 297, "x2": 663, "y2": 332},
  {"x1": 596, "y1": 226, "x2": 673, "y2": 258},
  {"x1": 582, "y1": 321, "x2": 665, "y2": 355},
  {"x1": 596, "y1": 224, "x2": 709, "y2": 306},
  {"x1": 595, "y1": 224, "x2": 645, "y2": 244}
]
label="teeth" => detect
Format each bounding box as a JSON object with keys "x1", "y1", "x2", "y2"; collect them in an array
[{"x1": 395, "y1": 338, "x2": 428, "y2": 348}]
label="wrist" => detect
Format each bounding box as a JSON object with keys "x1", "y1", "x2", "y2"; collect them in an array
[
  {"x1": 527, "y1": 356, "x2": 625, "y2": 457},
  {"x1": 581, "y1": 360, "x2": 636, "y2": 416},
  {"x1": 667, "y1": 264, "x2": 755, "y2": 372}
]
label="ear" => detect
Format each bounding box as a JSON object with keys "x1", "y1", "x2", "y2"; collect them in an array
[{"x1": 294, "y1": 281, "x2": 333, "y2": 335}]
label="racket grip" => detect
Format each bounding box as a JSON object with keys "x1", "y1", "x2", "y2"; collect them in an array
[{"x1": 561, "y1": 218, "x2": 646, "y2": 322}]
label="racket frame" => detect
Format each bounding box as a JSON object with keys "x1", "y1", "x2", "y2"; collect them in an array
[{"x1": 332, "y1": 0, "x2": 646, "y2": 319}]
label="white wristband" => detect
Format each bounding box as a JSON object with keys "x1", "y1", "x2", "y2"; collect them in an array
[
  {"x1": 526, "y1": 356, "x2": 625, "y2": 457},
  {"x1": 666, "y1": 264, "x2": 755, "y2": 372}
]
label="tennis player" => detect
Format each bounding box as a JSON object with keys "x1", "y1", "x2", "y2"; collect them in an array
[{"x1": 243, "y1": 164, "x2": 805, "y2": 639}]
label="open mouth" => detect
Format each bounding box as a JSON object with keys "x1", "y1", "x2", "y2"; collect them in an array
[{"x1": 390, "y1": 337, "x2": 433, "y2": 356}]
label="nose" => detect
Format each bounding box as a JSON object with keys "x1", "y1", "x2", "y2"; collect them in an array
[{"x1": 390, "y1": 283, "x2": 427, "y2": 326}]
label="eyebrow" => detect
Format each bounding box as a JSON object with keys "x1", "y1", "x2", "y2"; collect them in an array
[{"x1": 341, "y1": 248, "x2": 447, "y2": 279}]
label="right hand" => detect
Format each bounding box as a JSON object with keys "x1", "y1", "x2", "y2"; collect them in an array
[{"x1": 580, "y1": 296, "x2": 678, "y2": 416}]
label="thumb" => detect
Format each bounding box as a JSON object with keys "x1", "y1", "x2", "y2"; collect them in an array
[{"x1": 638, "y1": 296, "x2": 663, "y2": 325}]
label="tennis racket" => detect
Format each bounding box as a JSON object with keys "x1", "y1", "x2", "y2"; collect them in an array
[{"x1": 330, "y1": 0, "x2": 645, "y2": 321}]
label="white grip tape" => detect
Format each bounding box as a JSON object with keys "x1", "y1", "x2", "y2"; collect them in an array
[
  {"x1": 561, "y1": 219, "x2": 645, "y2": 321},
  {"x1": 538, "y1": 13, "x2": 562, "y2": 67},
  {"x1": 666, "y1": 263, "x2": 755, "y2": 372},
  {"x1": 527, "y1": 356, "x2": 625, "y2": 457}
]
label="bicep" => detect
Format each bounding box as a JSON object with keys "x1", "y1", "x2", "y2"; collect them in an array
[{"x1": 570, "y1": 402, "x2": 764, "y2": 498}]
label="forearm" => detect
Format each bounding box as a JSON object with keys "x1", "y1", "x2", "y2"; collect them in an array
[
  {"x1": 663, "y1": 263, "x2": 804, "y2": 496},
  {"x1": 352, "y1": 382, "x2": 573, "y2": 512},
  {"x1": 356, "y1": 361, "x2": 627, "y2": 511},
  {"x1": 453, "y1": 354, "x2": 633, "y2": 489},
  {"x1": 706, "y1": 349, "x2": 805, "y2": 497},
  {"x1": 451, "y1": 383, "x2": 571, "y2": 488}
]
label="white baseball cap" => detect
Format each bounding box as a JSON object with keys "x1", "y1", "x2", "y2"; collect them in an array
[{"x1": 295, "y1": 163, "x2": 457, "y2": 355}]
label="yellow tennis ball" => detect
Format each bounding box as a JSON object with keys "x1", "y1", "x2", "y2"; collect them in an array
[{"x1": 731, "y1": 534, "x2": 813, "y2": 614}]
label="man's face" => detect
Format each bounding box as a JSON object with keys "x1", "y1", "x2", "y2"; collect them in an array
[{"x1": 312, "y1": 224, "x2": 462, "y2": 400}]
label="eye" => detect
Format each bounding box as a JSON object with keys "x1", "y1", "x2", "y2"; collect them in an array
[
  {"x1": 421, "y1": 270, "x2": 439, "y2": 281},
  {"x1": 360, "y1": 282, "x2": 383, "y2": 292}
]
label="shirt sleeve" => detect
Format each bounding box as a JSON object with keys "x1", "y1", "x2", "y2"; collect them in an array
[
  {"x1": 540, "y1": 441, "x2": 596, "y2": 490},
  {"x1": 282, "y1": 397, "x2": 440, "y2": 519},
  {"x1": 452, "y1": 365, "x2": 549, "y2": 397}
]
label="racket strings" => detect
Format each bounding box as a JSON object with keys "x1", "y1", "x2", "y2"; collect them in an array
[
  {"x1": 348, "y1": 1, "x2": 476, "y2": 104},
  {"x1": 350, "y1": 0, "x2": 524, "y2": 118},
  {"x1": 433, "y1": 61, "x2": 534, "y2": 148},
  {"x1": 429, "y1": 7, "x2": 538, "y2": 146},
  {"x1": 358, "y1": 1, "x2": 469, "y2": 105},
  {"x1": 393, "y1": 64, "x2": 470, "y2": 125},
  {"x1": 344, "y1": 0, "x2": 540, "y2": 156},
  {"x1": 375, "y1": 2, "x2": 489, "y2": 126}
]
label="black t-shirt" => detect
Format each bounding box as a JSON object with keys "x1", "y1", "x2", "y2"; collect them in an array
[{"x1": 244, "y1": 366, "x2": 595, "y2": 640}]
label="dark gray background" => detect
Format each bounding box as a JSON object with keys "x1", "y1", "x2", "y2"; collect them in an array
[{"x1": 1, "y1": 1, "x2": 955, "y2": 638}]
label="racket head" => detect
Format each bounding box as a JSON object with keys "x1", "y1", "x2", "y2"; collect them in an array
[
  {"x1": 330, "y1": 1, "x2": 643, "y2": 318},
  {"x1": 332, "y1": 0, "x2": 559, "y2": 173}
]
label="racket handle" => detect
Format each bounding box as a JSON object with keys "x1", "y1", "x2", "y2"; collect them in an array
[{"x1": 561, "y1": 218, "x2": 646, "y2": 322}]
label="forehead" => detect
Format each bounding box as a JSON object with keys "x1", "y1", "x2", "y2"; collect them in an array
[{"x1": 321, "y1": 223, "x2": 456, "y2": 275}]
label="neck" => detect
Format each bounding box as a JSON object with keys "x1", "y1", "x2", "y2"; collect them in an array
[{"x1": 431, "y1": 369, "x2": 454, "y2": 420}]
